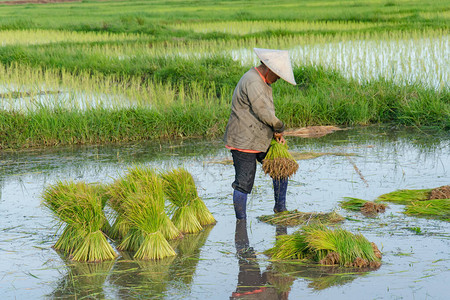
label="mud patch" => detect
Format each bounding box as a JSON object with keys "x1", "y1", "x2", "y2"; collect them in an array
[{"x1": 284, "y1": 126, "x2": 343, "y2": 138}]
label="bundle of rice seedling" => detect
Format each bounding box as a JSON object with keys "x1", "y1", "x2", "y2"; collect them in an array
[
  {"x1": 405, "y1": 199, "x2": 450, "y2": 221},
  {"x1": 340, "y1": 197, "x2": 386, "y2": 216},
  {"x1": 42, "y1": 181, "x2": 117, "y2": 262},
  {"x1": 265, "y1": 224, "x2": 381, "y2": 268},
  {"x1": 258, "y1": 210, "x2": 344, "y2": 226},
  {"x1": 107, "y1": 166, "x2": 181, "y2": 241},
  {"x1": 376, "y1": 189, "x2": 431, "y2": 204},
  {"x1": 161, "y1": 168, "x2": 215, "y2": 232},
  {"x1": 262, "y1": 139, "x2": 298, "y2": 180},
  {"x1": 119, "y1": 172, "x2": 176, "y2": 260}
]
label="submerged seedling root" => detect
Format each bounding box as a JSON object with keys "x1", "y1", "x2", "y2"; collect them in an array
[
  {"x1": 340, "y1": 197, "x2": 386, "y2": 216},
  {"x1": 258, "y1": 210, "x2": 344, "y2": 226},
  {"x1": 262, "y1": 139, "x2": 299, "y2": 180},
  {"x1": 429, "y1": 185, "x2": 450, "y2": 200},
  {"x1": 361, "y1": 202, "x2": 386, "y2": 215}
]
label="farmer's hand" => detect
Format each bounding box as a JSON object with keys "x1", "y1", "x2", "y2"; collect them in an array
[{"x1": 274, "y1": 132, "x2": 286, "y2": 145}]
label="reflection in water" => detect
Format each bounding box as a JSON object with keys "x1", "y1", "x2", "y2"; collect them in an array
[
  {"x1": 267, "y1": 262, "x2": 374, "y2": 291},
  {"x1": 48, "y1": 253, "x2": 115, "y2": 299},
  {"x1": 108, "y1": 225, "x2": 213, "y2": 298},
  {"x1": 232, "y1": 220, "x2": 291, "y2": 299}
]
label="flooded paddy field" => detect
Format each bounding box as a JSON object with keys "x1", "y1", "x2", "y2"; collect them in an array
[{"x1": 0, "y1": 126, "x2": 449, "y2": 299}]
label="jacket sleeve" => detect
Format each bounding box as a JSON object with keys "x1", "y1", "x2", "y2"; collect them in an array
[{"x1": 247, "y1": 82, "x2": 285, "y2": 133}]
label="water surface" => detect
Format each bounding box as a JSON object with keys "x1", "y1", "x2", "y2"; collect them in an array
[{"x1": 0, "y1": 126, "x2": 449, "y2": 299}]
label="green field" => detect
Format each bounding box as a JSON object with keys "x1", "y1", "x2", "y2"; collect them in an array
[{"x1": 0, "y1": 0, "x2": 448, "y2": 149}]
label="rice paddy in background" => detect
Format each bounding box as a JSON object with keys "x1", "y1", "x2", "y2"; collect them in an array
[
  {"x1": 0, "y1": 0, "x2": 449, "y2": 298},
  {"x1": 0, "y1": 126, "x2": 449, "y2": 299},
  {"x1": 0, "y1": 0, "x2": 448, "y2": 148}
]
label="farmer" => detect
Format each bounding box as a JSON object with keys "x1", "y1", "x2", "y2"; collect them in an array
[{"x1": 224, "y1": 48, "x2": 297, "y2": 220}]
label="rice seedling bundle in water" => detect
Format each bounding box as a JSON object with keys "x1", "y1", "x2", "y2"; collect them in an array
[
  {"x1": 162, "y1": 168, "x2": 215, "y2": 232},
  {"x1": 119, "y1": 171, "x2": 176, "y2": 260},
  {"x1": 376, "y1": 189, "x2": 431, "y2": 204},
  {"x1": 42, "y1": 181, "x2": 117, "y2": 262},
  {"x1": 257, "y1": 210, "x2": 344, "y2": 226},
  {"x1": 262, "y1": 139, "x2": 299, "y2": 180},
  {"x1": 340, "y1": 197, "x2": 386, "y2": 215},
  {"x1": 266, "y1": 224, "x2": 381, "y2": 268},
  {"x1": 405, "y1": 199, "x2": 450, "y2": 221},
  {"x1": 107, "y1": 166, "x2": 181, "y2": 241}
]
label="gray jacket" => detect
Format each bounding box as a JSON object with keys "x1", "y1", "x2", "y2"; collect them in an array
[{"x1": 223, "y1": 68, "x2": 285, "y2": 152}]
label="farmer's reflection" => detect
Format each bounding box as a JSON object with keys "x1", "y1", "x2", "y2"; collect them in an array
[{"x1": 231, "y1": 220, "x2": 291, "y2": 300}]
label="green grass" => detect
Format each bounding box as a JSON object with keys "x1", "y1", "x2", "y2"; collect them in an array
[
  {"x1": 0, "y1": 0, "x2": 448, "y2": 33},
  {"x1": 0, "y1": 0, "x2": 448, "y2": 149}
]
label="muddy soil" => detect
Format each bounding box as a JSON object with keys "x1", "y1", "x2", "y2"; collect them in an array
[{"x1": 284, "y1": 126, "x2": 343, "y2": 138}]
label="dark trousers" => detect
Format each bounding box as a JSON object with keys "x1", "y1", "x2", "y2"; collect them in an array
[{"x1": 231, "y1": 150, "x2": 267, "y2": 194}]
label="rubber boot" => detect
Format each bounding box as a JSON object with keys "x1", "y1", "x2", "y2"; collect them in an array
[
  {"x1": 233, "y1": 189, "x2": 248, "y2": 220},
  {"x1": 273, "y1": 178, "x2": 288, "y2": 213}
]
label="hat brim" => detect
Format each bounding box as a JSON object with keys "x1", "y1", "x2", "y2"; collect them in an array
[{"x1": 254, "y1": 48, "x2": 296, "y2": 85}]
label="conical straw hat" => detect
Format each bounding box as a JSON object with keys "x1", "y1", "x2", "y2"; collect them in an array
[{"x1": 254, "y1": 48, "x2": 296, "y2": 85}]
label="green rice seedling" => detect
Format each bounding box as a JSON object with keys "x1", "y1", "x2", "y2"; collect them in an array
[
  {"x1": 339, "y1": 198, "x2": 367, "y2": 211},
  {"x1": 266, "y1": 224, "x2": 381, "y2": 268},
  {"x1": 404, "y1": 199, "x2": 450, "y2": 221},
  {"x1": 340, "y1": 197, "x2": 386, "y2": 215},
  {"x1": 376, "y1": 189, "x2": 431, "y2": 204},
  {"x1": 262, "y1": 139, "x2": 299, "y2": 180},
  {"x1": 42, "y1": 181, "x2": 117, "y2": 262},
  {"x1": 258, "y1": 210, "x2": 344, "y2": 226},
  {"x1": 107, "y1": 166, "x2": 181, "y2": 241},
  {"x1": 119, "y1": 172, "x2": 176, "y2": 260},
  {"x1": 162, "y1": 168, "x2": 215, "y2": 230},
  {"x1": 161, "y1": 168, "x2": 203, "y2": 234},
  {"x1": 303, "y1": 225, "x2": 380, "y2": 267},
  {"x1": 265, "y1": 232, "x2": 310, "y2": 260}
]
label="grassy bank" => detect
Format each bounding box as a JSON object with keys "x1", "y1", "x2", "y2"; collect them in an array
[{"x1": 0, "y1": 65, "x2": 447, "y2": 149}]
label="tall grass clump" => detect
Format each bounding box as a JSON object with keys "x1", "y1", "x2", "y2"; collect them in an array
[
  {"x1": 262, "y1": 139, "x2": 298, "y2": 180},
  {"x1": 42, "y1": 181, "x2": 117, "y2": 262},
  {"x1": 106, "y1": 166, "x2": 181, "y2": 243},
  {"x1": 266, "y1": 224, "x2": 381, "y2": 268},
  {"x1": 161, "y1": 168, "x2": 215, "y2": 229}
]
